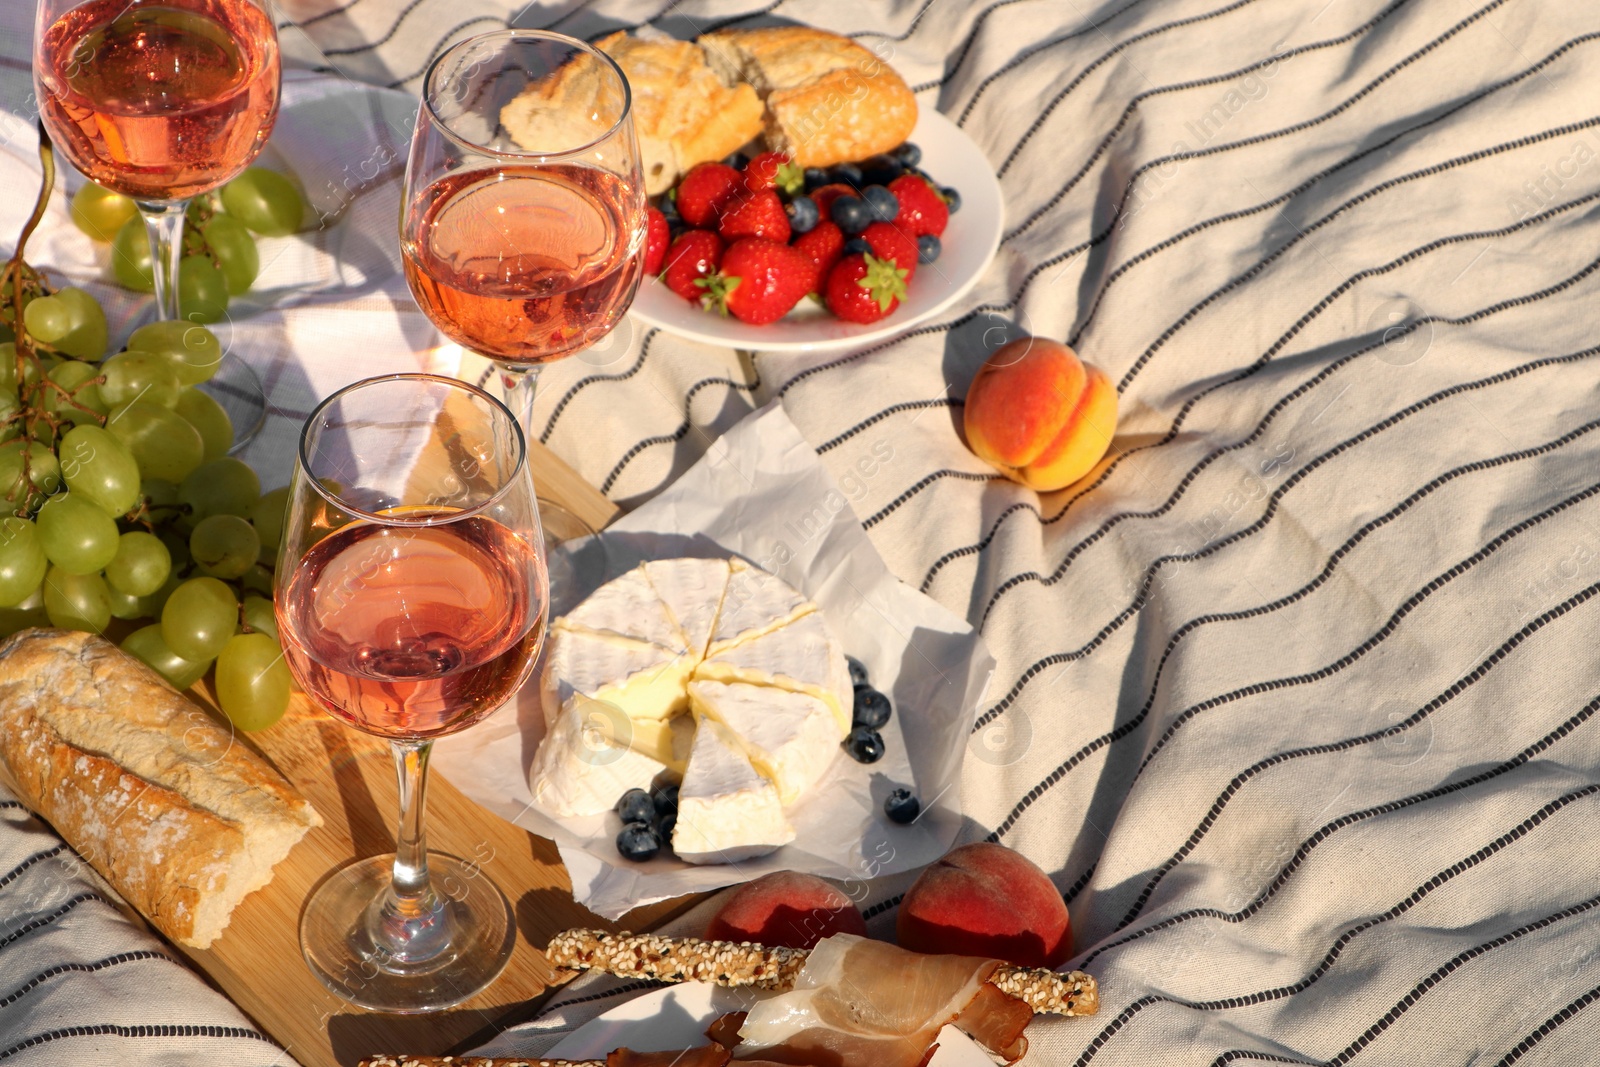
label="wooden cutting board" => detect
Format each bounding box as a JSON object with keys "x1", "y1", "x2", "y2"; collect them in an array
[{"x1": 170, "y1": 439, "x2": 653, "y2": 1067}]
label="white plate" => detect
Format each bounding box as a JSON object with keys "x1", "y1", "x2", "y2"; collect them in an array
[
  {"x1": 544, "y1": 982, "x2": 993, "y2": 1066},
  {"x1": 628, "y1": 109, "x2": 1003, "y2": 353}
]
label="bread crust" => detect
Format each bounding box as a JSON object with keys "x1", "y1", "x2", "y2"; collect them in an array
[
  {"x1": 0, "y1": 629, "x2": 320, "y2": 948},
  {"x1": 699, "y1": 27, "x2": 917, "y2": 168}
]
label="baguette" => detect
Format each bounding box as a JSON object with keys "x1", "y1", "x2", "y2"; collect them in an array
[
  {"x1": 361, "y1": 1059, "x2": 596, "y2": 1066},
  {"x1": 0, "y1": 629, "x2": 321, "y2": 948},
  {"x1": 546, "y1": 929, "x2": 1099, "y2": 1017},
  {"x1": 699, "y1": 27, "x2": 917, "y2": 169}
]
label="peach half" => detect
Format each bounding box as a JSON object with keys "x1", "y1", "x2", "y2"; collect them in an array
[{"x1": 963, "y1": 338, "x2": 1117, "y2": 492}]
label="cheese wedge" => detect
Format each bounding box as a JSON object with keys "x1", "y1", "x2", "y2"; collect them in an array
[
  {"x1": 558, "y1": 567, "x2": 689, "y2": 653},
  {"x1": 706, "y1": 558, "x2": 814, "y2": 655},
  {"x1": 531, "y1": 695, "x2": 666, "y2": 817},
  {"x1": 696, "y1": 612, "x2": 852, "y2": 733},
  {"x1": 673, "y1": 718, "x2": 794, "y2": 864},
  {"x1": 689, "y1": 680, "x2": 841, "y2": 805},
  {"x1": 540, "y1": 627, "x2": 694, "y2": 727},
  {"x1": 625, "y1": 711, "x2": 696, "y2": 775},
  {"x1": 643, "y1": 557, "x2": 731, "y2": 659}
]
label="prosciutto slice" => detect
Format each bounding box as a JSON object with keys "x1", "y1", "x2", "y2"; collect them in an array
[{"x1": 732, "y1": 935, "x2": 1033, "y2": 1067}]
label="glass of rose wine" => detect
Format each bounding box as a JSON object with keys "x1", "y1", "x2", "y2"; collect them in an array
[
  {"x1": 34, "y1": 0, "x2": 281, "y2": 321},
  {"x1": 401, "y1": 29, "x2": 646, "y2": 542},
  {"x1": 276, "y1": 373, "x2": 547, "y2": 1012}
]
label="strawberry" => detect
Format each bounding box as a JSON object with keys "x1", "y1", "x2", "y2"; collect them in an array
[
  {"x1": 824, "y1": 253, "x2": 908, "y2": 324},
  {"x1": 888, "y1": 174, "x2": 948, "y2": 237},
  {"x1": 743, "y1": 151, "x2": 805, "y2": 196},
  {"x1": 701, "y1": 238, "x2": 813, "y2": 324},
  {"x1": 676, "y1": 162, "x2": 742, "y2": 227},
  {"x1": 792, "y1": 221, "x2": 844, "y2": 291},
  {"x1": 661, "y1": 230, "x2": 724, "y2": 302},
  {"x1": 810, "y1": 183, "x2": 856, "y2": 218},
  {"x1": 642, "y1": 207, "x2": 670, "y2": 275},
  {"x1": 718, "y1": 189, "x2": 791, "y2": 243},
  {"x1": 861, "y1": 221, "x2": 919, "y2": 282}
]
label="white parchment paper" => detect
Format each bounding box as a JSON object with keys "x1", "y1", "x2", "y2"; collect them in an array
[{"x1": 433, "y1": 403, "x2": 994, "y2": 919}]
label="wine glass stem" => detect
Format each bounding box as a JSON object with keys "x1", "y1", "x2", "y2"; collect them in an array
[
  {"x1": 136, "y1": 200, "x2": 188, "y2": 321},
  {"x1": 499, "y1": 363, "x2": 543, "y2": 442},
  {"x1": 372, "y1": 739, "x2": 451, "y2": 965}
]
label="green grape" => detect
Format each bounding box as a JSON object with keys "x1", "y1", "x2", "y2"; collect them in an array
[
  {"x1": 159, "y1": 524, "x2": 193, "y2": 570},
  {"x1": 107, "y1": 582, "x2": 143, "y2": 620},
  {"x1": 126, "y1": 322, "x2": 222, "y2": 384},
  {"x1": 250, "y1": 485, "x2": 289, "y2": 552},
  {"x1": 0, "y1": 441, "x2": 62, "y2": 516},
  {"x1": 112, "y1": 217, "x2": 156, "y2": 293},
  {"x1": 174, "y1": 388, "x2": 233, "y2": 461},
  {"x1": 215, "y1": 632, "x2": 291, "y2": 730},
  {"x1": 220, "y1": 168, "x2": 302, "y2": 237},
  {"x1": 140, "y1": 571, "x2": 184, "y2": 617},
  {"x1": 52, "y1": 289, "x2": 108, "y2": 360},
  {"x1": 240, "y1": 562, "x2": 274, "y2": 596},
  {"x1": 122, "y1": 624, "x2": 210, "y2": 689},
  {"x1": 180, "y1": 457, "x2": 259, "y2": 521},
  {"x1": 161, "y1": 576, "x2": 236, "y2": 661},
  {"x1": 0, "y1": 588, "x2": 48, "y2": 637},
  {"x1": 105, "y1": 529, "x2": 171, "y2": 596},
  {"x1": 45, "y1": 360, "x2": 107, "y2": 426},
  {"x1": 71, "y1": 183, "x2": 139, "y2": 243},
  {"x1": 36, "y1": 492, "x2": 119, "y2": 574},
  {"x1": 240, "y1": 593, "x2": 277, "y2": 639},
  {"x1": 189, "y1": 513, "x2": 258, "y2": 579},
  {"x1": 100, "y1": 350, "x2": 181, "y2": 409},
  {"x1": 43, "y1": 566, "x2": 111, "y2": 632},
  {"x1": 177, "y1": 254, "x2": 228, "y2": 324},
  {"x1": 0, "y1": 517, "x2": 46, "y2": 606},
  {"x1": 204, "y1": 214, "x2": 259, "y2": 295},
  {"x1": 142, "y1": 478, "x2": 180, "y2": 509},
  {"x1": 0, "y1": 342, "x2": 43, "y2": 394},
  {"x1": 58, "y1": 424, "x2": 141, "y2": 517},
  {"x1": 105, "y1": 401, "x2": 204, "y2": 484},
  {"x1": 22, "y1": 295, "x2": 72, "y2": 344}
]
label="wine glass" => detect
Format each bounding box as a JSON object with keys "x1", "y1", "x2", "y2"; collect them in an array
[
  {"x1": 401, "y1": 29, "x2": 646, "y2": 542},
  {"x1": 34, "y1": 0, "x2": 281, "y2": 320},
  {"x1": 276, "y1": 373, "x2": 548, "y2": 1012}
]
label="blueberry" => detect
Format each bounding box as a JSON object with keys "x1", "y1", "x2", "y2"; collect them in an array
[
  {"x1": 884, "y1": 787, "x2": 920, "y2": 824},
  {"x1": 723, "y1": 151, "x2": 749, "y2": 170},
  {"x1": 652, "y1": 782, "x2": 680, "y2": 816},
  {"x1": 659, "y1": 193, "x2": 680, "y2": 223},
  {"x1": 941, "y1": 186, "x2": 962, "y2": 213},
  {"x1": 862, "y1": 185, "x2": 899, "y2": 222},
  {"x1": 830, "y1": 162, "x2": 864, "y2": 187},
  {"x1": 843, "y1": 726, "x2": 885, "y2": 763},
  {"x1": 894, "y1": 142, "x2": 923, "y2": 167},
  {"x1": 830, "y1": 195, "x2": 871, "y2": 235},
  {"x1": 657, "y1": 810, "x2": 677, "y2": 842},
  {"x1": 917, "y1": 234, "x2": 942, "y2": 264},
  {"x1": 843, "y1": 236, "x2": 871, "y2": 256},
  {"x1": 860, "y1": 153, "x2": 904, "y2": 185},
  {"x1": 615, "y1": 787, "x2": 654, "y2": 825},
  {"x1": 786, "y1": 195, "x2": 819, "y2": 234},
  {"x1": 846, "y1": 656, "x2": 870, "y2": 688},
  {"x1": 804, "y1": 167, "x2": 831, "y2": 191},
  {"x1": 853, "y1": 686, "x2": 891, "y2": 729},
  {"x1": 617, "y1": 820, "x2": 661, "y2": 861}
]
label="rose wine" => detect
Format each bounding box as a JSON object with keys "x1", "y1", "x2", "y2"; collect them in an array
[
  {"x1": 403, "y1": 165, "x2": 643, "y2": 364},
  {"x1": 278, "y1": 514, "x2": 546, "y2": 740},
  {"x1": 37, "y1": 0, "x2": 280, "y2": 202}
]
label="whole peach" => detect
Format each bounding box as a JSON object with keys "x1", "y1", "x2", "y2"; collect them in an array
[
  {"x1": 706, "y1": 871, "x2": 867, "y2": 950},
  {"x1": 963, "y1": 338, "x2": 1117, "y2": 492},
  {"x1": 896, "y1": 842, "x2": 1071, "y2": 968}
]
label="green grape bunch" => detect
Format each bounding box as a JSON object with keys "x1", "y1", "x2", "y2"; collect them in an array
[
  {"x1": 74, "y1": 166, "x2": 303, "y2": 322},
  {"x1": 0, "y1": 132, "x2": 297, "y2": 735}
]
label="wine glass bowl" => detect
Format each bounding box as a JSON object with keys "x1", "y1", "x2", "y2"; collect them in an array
[
  {"x1": 276, "y1": 373, "x2": 546, "y2": 1011},
  {"x1": 401, "y1": 29, "x2": 647, "y2": 432},
  {"x1": 33, "y1": 0, "x2": 281, "y2": 318}
]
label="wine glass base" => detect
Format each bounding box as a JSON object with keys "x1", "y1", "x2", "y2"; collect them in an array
[
  {"x1": 196, "y1": 355, "x2": 268, "y2": 453},
  {"x1": 299, "y1": 853, "x2": 515, "y2": 1013}
]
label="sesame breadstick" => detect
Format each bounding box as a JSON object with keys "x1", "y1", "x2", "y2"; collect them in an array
[{"x1": 545, "y1": 929, "x2": 1099, "y2": 1016}]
